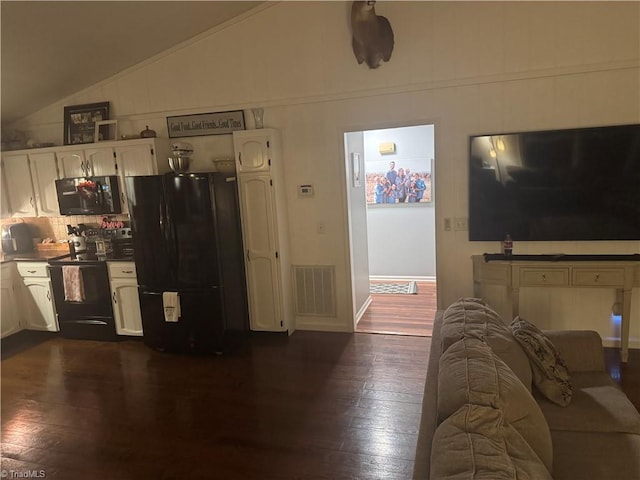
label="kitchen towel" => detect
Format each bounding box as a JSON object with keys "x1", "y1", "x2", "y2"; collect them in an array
[
  {"x1": 62, "y1": 265, "x2": 86, "y2": 302},
  {"x1": 162, "y1": 292, "x2": 181, "y2": 322}
]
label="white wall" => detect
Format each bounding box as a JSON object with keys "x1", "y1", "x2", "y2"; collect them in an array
[
  {"x1": 364, "y1": 125, "x2": 436, "y2": 278},
  {"x1": 11, "y1": 2, "x2": 640, "y2": 343}
]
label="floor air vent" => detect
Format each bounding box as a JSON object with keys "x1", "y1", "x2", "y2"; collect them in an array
[{"x1": 293, "y1": 265, "x2": 336, "y2": 316}]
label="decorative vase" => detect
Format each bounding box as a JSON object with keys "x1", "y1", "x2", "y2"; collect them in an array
[{"x1": 252, "y1": 108, "x2": 264, "y2": 129}]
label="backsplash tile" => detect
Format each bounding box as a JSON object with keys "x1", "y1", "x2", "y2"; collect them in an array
[{"x1": 1, "y1": 214, "x2": 129, "y2": 244}]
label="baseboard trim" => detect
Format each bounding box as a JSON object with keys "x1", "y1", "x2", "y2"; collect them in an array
[
  {"x1": 370, "y1": 275, "x2": 436, "y2": 282},
  {"x1": 355, "y1": 296, "x2": 373, "y2": 326}
]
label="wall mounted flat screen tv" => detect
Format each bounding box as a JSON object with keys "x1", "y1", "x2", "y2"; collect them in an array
[{"x1": 469, "y1": 124, "x2": 640, "y2": 241}]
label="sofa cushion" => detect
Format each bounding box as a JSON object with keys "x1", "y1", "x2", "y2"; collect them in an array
[
  {"x1": 438, "y1": 337, "x2": 553, "y2": 472},
  {"x1": 550, "y1": 430, "x2": 640, "y2": 480},
  {"x1": 511, "y1": 316, "x2": 572, "y2": 407},
  {"x1": 536, "y1": 371, "x2": 640, "y2": 435},
  {"x1": 441, "y1": 298, "x2": 532, "y2": 389},
  {"x1": 430, "y1": 404, "x2": 553, "y2": 480}
]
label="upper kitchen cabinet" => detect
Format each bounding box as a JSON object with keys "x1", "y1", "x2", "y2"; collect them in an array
[
  {"x1": 58, "y1": 146, "x2": 116, "y2": 177},
  {"x1": 115, "y1": 138, "x2": 170, "y2": 213},
  {"x1": 233, "y1": 129, "x2": 279, "y2": 173},
  {"x1": 1, "y1": 153, "x2": 37, "y2": 217},
  {"x1": 28, "y1": 151, "x2": 61, "y2": 217}
]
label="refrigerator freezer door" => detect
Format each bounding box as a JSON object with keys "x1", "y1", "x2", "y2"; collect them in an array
[
  {"x1": 138, "y1": 288, "x2": 224, "y2": 353},
  {"x1": 163, "y1": 174, "x2": 221, "y2": 289},
  {"x1": 126, "y1": 176, "x2": 173, "y2": 289}
]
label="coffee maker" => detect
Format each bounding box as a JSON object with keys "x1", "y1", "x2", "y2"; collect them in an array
[{"x1": 1, "y1": 223, "x2": 34, "y2": 253}]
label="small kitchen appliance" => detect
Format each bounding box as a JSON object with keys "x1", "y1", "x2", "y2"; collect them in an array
[{"x1": 1, "y1": 223, "x2": 34, "y2": 253}]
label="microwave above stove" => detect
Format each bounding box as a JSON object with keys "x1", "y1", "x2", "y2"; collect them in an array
[{"x1": 56, "y1": 175, "x2": 122, "y2": 216}]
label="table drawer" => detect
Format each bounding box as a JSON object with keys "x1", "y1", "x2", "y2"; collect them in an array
[
  {"x1": 108, "y1": 262, "x2": 137, "y2": 279},
  {"x1": 520, "y1": 268, "x2": 569, "y2": 286},
  {"x1": 16, "y1": 262, "x2": 49, "y2": 278},
  {"x1": 572, "y1": 268, "x2": 625, "y2": 286}
]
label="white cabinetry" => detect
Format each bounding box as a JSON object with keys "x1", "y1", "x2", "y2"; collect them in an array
[
  {"x1": 233, "y1": 129, "x2": 292, "y2": 332},
  {"x1": 115, "y1": 138, "x2": 170, "y2": 214},
  {"x1": 1, "y1": 153, "x2": 36, "y2": 217},
  {"x1": 1, "y1": 138, "x2": 169, "y2": 219},
  {"x1": 108, "y1": 262, "x2": 143, "y2": 336},
  {"x1": 58, "y1": 147, "x2": 116, "y2": 177},
  {"x1": 1, "y1": 262, "x2": 23, "y2": 338},
  {"x1": 16, "y1": 262, "x2": 58, "y2": 332},
  {"x1": 2, "y1": 151, "x2": 60, "y2": 217},
  {"x1": 28, "y1": 151, "x2": 61, "y2": 216}
]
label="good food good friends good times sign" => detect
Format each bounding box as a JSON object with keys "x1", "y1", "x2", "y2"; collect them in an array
[{"x1": 167, "y1": 110, "x2": 245, "y2": 138}]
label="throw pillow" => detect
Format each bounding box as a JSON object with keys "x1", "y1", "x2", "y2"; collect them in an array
[
  {"x1": 511, "y1": 316, "x2": 572, "y2": 407},
  {"x1": 430, "y1": 404, "x2": 553, "y2": 480}
]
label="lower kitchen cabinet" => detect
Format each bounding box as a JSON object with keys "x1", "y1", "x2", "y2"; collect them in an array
[
  {"x1": 1, "y1": 262, "x2": 23, "y2": 338},
  {"x1": 108, "y1": 262, "x2": 143, "y2": 336},
  {"x1": 16, "y1": 262, "x2": 58, "y2": 332}
]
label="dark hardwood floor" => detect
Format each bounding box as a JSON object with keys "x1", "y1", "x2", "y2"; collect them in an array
[
  {"x1": 1, "y1": 331, "x2": 431, "y2": 479},
  {"x1": 357, "y1": 281, "x2": 437, "y2": 337},
  {"x1": 1, "y1": 330, "x2": 637, "y2": 479}
]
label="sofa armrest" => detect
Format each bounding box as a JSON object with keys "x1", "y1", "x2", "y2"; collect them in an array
[{"x1": 542, "y1": 330, "x2": 605, "y2": 373}]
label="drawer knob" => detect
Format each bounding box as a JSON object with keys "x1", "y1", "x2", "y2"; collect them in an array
[
  {"x1": 541, "y1": 274, "x2": 547, "y2": 281},
  {"x1": 27, "y1": 270, "x2": 36, "y2": 274},
  {"x1": 594, "y1": 274, "x2": 600, "y2": 282},
  {"x1": 122, "y1": 270, "x2": 133, "y2": 274}
]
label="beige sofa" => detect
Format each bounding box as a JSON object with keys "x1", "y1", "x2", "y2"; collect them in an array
[{"x1": 417, "y1": 298, "x2": 640, "y2": 480}]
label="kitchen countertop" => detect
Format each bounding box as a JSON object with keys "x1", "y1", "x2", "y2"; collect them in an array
[
  {"x1": 1, "y1": 251, "x2": 71, "y2": 263},
  {"x1": 1, "y1": 252, "x2": 135, "y2": 264}
]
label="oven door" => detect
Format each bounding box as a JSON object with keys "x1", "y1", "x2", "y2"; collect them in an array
[{"x1": 48, "y1": 263, "x2": 116, "y2": 340}]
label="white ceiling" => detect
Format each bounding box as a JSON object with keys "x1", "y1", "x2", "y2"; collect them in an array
[{"x1": 1, "y1": 1, "x2": 263, "y2": 127}]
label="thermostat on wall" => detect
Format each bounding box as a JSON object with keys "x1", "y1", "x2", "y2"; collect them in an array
[{"x1": 298, "y1": 184, "x2": 314, "y2": 197}]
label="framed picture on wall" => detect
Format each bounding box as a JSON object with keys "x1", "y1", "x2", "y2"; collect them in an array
[
  {"x1": 63, "y1": 101, "x2": 110, "y2": 145},
  {"x1": 365, "y1": 157, "x2": 433, "y2": 205}
]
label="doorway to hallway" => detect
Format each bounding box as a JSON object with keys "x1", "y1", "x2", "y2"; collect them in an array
[{"x1": 344, "y1": 124, "x2": 437, "y2": 337}]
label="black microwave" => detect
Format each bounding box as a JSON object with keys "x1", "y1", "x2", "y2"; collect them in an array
[{"x1": 56, "y1": 176, "x2": 122, "y2": 216}]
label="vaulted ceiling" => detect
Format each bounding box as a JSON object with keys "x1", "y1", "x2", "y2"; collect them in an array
[{"x1": 1, "y1": 1, "x2": 263, "y2": 127}]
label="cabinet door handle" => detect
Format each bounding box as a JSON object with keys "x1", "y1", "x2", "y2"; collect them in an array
[
  {"x1": 246, "y1": 250, "x2": 251, "y2": 261},
  {"x1": 122, "y1": 270, "x2": 133, "y2": 274},
  {"x1": 113, "y1": 292, "x2": 117, "y2": 303},
  {"x1": 238, "y1": 152, "x2": 243, "y2": 165},
  {"x1": 30, "y1": 197, "x2": 35, "y2": 208},
  {"x1": 121, "y1": 192, "x2": 125, "y2": 205},
  {"x1": 46, "y1": 291, "x2": 51, "y2": 301},
  {"x1": 27, "y1": 270, "x2": 36, "y2": 274}
]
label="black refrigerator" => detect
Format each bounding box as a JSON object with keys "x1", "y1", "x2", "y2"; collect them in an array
[{"x1": 126, "y1": 173, "x2": 249, "y2": 353}]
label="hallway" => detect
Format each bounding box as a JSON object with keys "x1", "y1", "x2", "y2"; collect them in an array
[{"x1": 356, "y1": 281, "x2": 437, "y2": 337}]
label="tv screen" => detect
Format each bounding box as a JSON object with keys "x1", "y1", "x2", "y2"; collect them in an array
[{"x1": 468, "y1": 124, "x2": 640, "y2": 241}]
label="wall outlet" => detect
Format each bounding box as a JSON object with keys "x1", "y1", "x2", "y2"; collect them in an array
[
  {"x1": 454, "y1": 217, "x2": 468, "y2": 231},
  {"x1": 443, "y1": 217, "x2": 452, "y2": 231}
]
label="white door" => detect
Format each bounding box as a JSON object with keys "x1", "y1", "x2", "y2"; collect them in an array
[
  {"x1": 85, "y1": 146, "x2": 117, "y2": 176},
  {"x1": 238, "y1": 173, "x2": 285, "y2": 331},
  {"x1": 234, "y1": 132, "x2": 271, "y2": 173},
  {"x1": 57, "y1": 150, "x2": 86, "y2": 177},
  {"x1": 22, "y1": 279, "x2": 58, "y2": 331},
  {"x1": 29, "y1": 151, "x2": 60, "y2": 216},
  {"x1": 111, "y1": 278, "x2": 143, "y2": 336},
  {"x1": 2, "y1": 154, "x2": 36, "y2": 217}
]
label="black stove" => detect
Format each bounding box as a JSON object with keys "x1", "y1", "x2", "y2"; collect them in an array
[{"x1": 47, "y1": 227, "x2": 135, "y2": 341}]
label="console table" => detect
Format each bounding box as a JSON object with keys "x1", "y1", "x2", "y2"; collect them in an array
[{"x1": 472, "y1": 254, "x2": 640, "y2": 362}]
